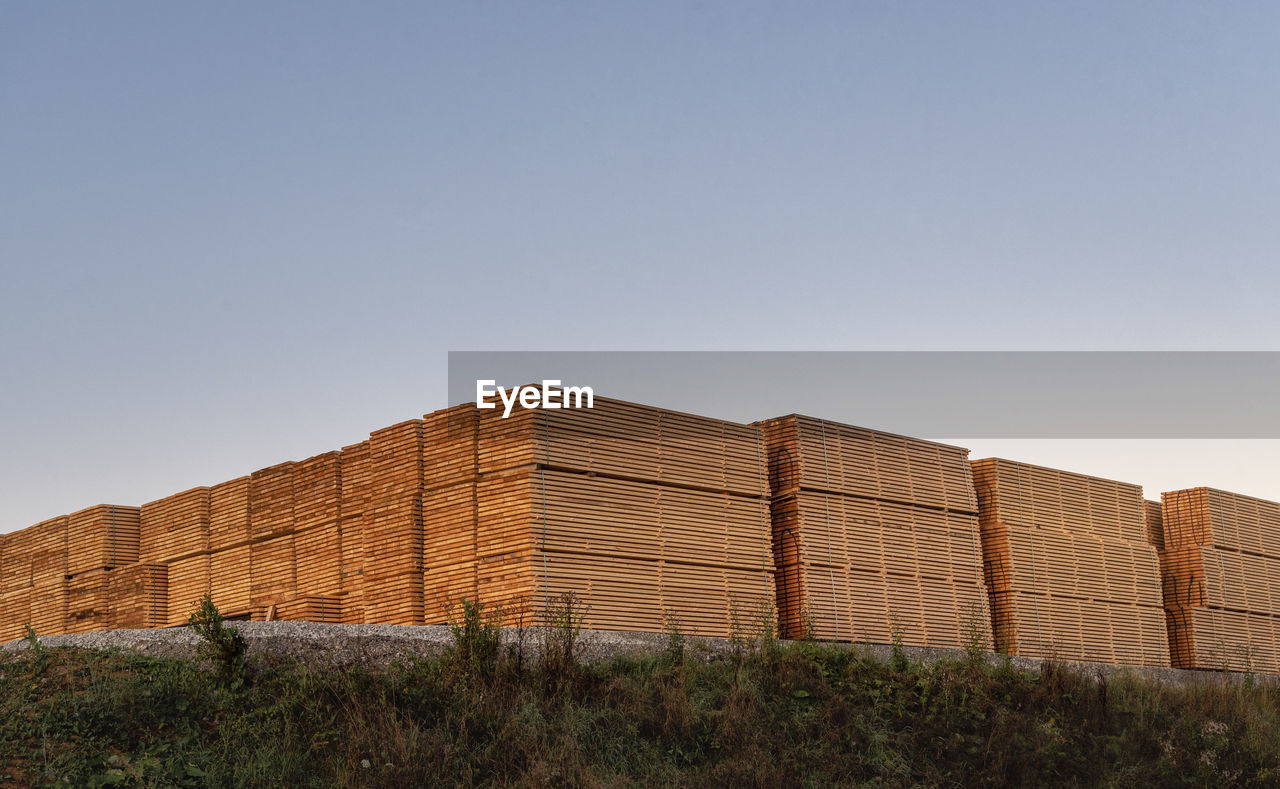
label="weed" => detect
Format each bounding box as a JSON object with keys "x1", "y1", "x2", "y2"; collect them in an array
[
  {"x1": 540, "y1": 591, "x2": 586, "y2": 685},
  {"x1": 187, "y1": 594, "x2": 246, "y2": 686},
  {"x1": 963, "y1": 609, "x2": 987, "y2": 669},
  {"x1": 5, "y1": 625, "x2": 1280, "y2": 786},
  {"x1": 664, "y1": 612, "x2": 686, "y2": 668},
  {"x1": 23, "y1": 625, "x2": 46, "y2": 673},
  {"x1": 800, "y1": 603, "x2": 817, "y2": 643},
  {"x1": 448, "y1": 598, "x2": 502, "y2": 681},
  {"x1": 504, "y1": 595, "x2": 532, "y2": 679},
  {"x1": 889, "y1": 614, "x2": 908, "y2": 672}
]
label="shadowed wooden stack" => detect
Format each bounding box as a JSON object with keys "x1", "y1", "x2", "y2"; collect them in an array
[
  {"x1": 109, "y1": 564, "x2": 168, "y2": 629},
  {"x1": 453, "y1": 396, "x2": 775, "y2": 637},
  {"x1": 0, "y1": 530, "x2": 33, "y2": 642},
  {"x1": 974, "y1": 459, "x2": 1169, "y2": 666},
  {"x1": 1159, "y1": 488, "x2": 1280, "y2": 672},
  {"x1": 756, "y1": 415, "x2": 990, "y2": 648},
  {"x1": 26, "y1": 516, "x2": 70, "y2": 637}
]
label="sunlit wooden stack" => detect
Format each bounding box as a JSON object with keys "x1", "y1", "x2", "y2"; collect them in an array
[
  {"x1": 293, "y1": 452, "x2": 343, "y2": 598},
  {"x1": 757, "y1": 415, "x2": 990, "y2": 648},
  {"x1": 358, "y1": 421, "x2": 427, "y2": 625},
  {"x1": 420, "y1": 405, "x2": 479, "y2": 624},
  {"x1": 65, "y1": 505, "x2": 143, "y2": 633},
  {"x1": 68, "y1": 505, "x2": 141, "y2": 575},
  {"x1": 338, "y1": 440, "x2": 370, "y2": 623},
  {"x1": 273, "y1": 595, "x2": 343, "y2": 624},
  {"x1": 109, "y1": 564, "x2": 168, "y2": 629},
  {"x1": 457, "y1": 395, "x2": 775, "y2": 637},
  {"x1": 974, "y1": 458, "x2": 1169, "y2": 666},
  {"x1": 1160, "y1": 487, "x2": 1280, "y2": 672},
  {"x1": 166, "y1": 553, "x2": 211, "y2": 625},
  {"x1": 27, "y1": 517, "x2": 69, "y2": 636},
  {"x1": 140, "y1": 488, "x2": 209, "y2": 564}
]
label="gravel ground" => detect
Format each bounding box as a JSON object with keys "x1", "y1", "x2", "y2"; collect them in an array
[{"x1": 3, "y1": 623, "x2": 1275, "y2": 686}]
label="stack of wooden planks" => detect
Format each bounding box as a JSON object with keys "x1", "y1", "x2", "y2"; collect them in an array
[
  {"x1": 26, "y1": 517, "x2": 69, "y2": 637},
  {"x1": 68, "y1": 505, "x2": 141, "y2": 575},
  {"x1": 757, "y1": 415, "x2": 990, "y2": 647},
  {"x1": 419, "y1": 406, "x2": 479, "y2": 625},
  {"x1": 109, "y1": 564, "x2": 168, "y2": 629},
  {"x1": 452, "y1": 395, "x2": 776, "y2": 637},
  {"x1": 66, "y1": 569, "x2": 113, "y2": 633},
  {"x1": 140, "y1": 488, "x2": 209, "y2": 564},
  {"x1": 1144, "y1": 500, "x2": 1164, "y2": 551},
  {"x1": 361, "y1": 421, "x2": 427, "y2": 625},
  {"x1": 14, "y1": 389, "x2": 1280, "y2": 677},
  {"x1": 338, "y1": 440, "x2": 371, "y2": 623},
  {"x1": 974, "y1": 458, "x2": 1169, "y2": 666},
  {"x1": 1159, "y1": 487, "x2": 1280, "y2": 672}
]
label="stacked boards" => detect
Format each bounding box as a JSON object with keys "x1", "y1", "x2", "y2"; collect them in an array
[
  {"x1": 974, "y1": 459, "x2": 1168, "y2": 667},
  {"x1": 756, "y1": 415, "x2": 990, "y2": 648},
  {"x1": 2, "y1": 516, "x2": 69, "y2": 639},
  {"x1": 451, "y1": 395, "x2": 776, "y2": 637},
  {"x1": 160, "y1": 451, "x2": 350, "y2": 627},
  {"x1": 64, "y1": 506, "x2": 144, "y2": 633},
  {"x1": 1, "y1": 509, "x2": 150, "y2": 639},
  {"x1": 1159, "y1": 488, "x2": 1280, "y2": 672}
]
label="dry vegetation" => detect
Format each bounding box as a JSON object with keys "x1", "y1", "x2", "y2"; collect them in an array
[{"x1": 1, "y1": 598, "x2": 1278, "y2": 787}]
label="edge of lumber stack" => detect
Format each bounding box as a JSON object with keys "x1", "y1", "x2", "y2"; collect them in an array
[
  {"x1": 461, "y1": 394, "x2": 776, "y2": 637},
  {"x1": 756, "y1": 414, "x2": 991, "y2": 649},
  {"x1": 974, "y1": 458, "x2": 1169, "y2": 667},
  {"x1": 1159, "y1": 487, "x2": 1280, "y2": 672}
]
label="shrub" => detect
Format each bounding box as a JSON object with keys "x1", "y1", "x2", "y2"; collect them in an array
[{"x1": 187, "y1": 594, "x2": 246, "y2": 686}]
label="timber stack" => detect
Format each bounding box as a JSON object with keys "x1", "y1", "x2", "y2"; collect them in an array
[
  {"x1": 973, "y1": 458, "x2": 1169, "y2": 666},
  {"x1": 1159, "y1": 488, "x2": 1280, "y2": 672},
  {"x1": 756, "y1": 415, "x2": 991, "y2": 649},
  {"x1": 458, "y1": 396, "x2": 776, "y2": 636}
]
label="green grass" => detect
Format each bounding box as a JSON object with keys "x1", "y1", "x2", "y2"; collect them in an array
[{"x1": 2, "y1": 632, "x2": 1278, "y2": 787}]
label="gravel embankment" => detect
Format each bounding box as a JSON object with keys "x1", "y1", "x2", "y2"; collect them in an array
[{"x1": 4, "y1": 623, "x2": 1275, "y2": 686}]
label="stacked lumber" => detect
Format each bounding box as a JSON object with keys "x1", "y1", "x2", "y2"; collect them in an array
[
  {"x1": 249, "y1": 463, "x2": 294, "y2": 539},
  {"x1": 1, "y1": 525, "x2": 35, "y2": 595},
  {"x1": 166, "y1": 553, "x2": 210, "y2": 626},
  {"x1": 273, "y1": 595, "x2": 343, "y2": 624},
  {"x1": 758, "y1": 415, "x2": 990, "y2": 647},
  {"x1": 362, "y1": 421, "x2": 426, "y2": 625},
  {"x1": 109, "y1": 564, "x2": 168, "y2": 629},
  {"x1": 66, "y1": 568, "x2": 113, "y2": 633},
  {"x1": 477, "y1": 397, "x2": 764, "y2": 496},
  {"x1": 0, "y1": 533, "x2": 23, "y2": 640},
  {"x1": 974, "y1": 458, "x2": 1169, "y2": 666},
  {"x1": 250, "y1": 535, "x2": 296, "y2": 608},
  {"x1": 1160, "y1": 487, "x2": 1280, "y2": 672},
  {"x1": 761, "y1": 415, "x2": 976, "y2": 511},
  {"x1": 292, "y1": 452, "x2": 343, "y2": 598},
  {"x1": 338, "y1": 440, "x2": 371, "y2": 623},
  {"x1": 68, "y1": 505, "x2": 141, "y2": 575},
  {"x1": 1144, "y1": 500, "x2": 1164, "y2": 550},
  {"x1": 0, "y1": 588, "x2": 31, "y2": 642},
  {"x1": 21, "y1": 517, "x2": 71, "y2": 635},
  {"x1": 28, "y1": 516, "x2": 69, "y2": 587},
  {"x1": 209, "y1": 477, "x2": 251, "y2": 552},
  {"x1": 140, "y1": 488, "x2": 209, "y2": 563},
  {"x1": 419, "y1": 406, "x2": 480, "y2": 623},
  {"x1": 30, "y1": 576, "x2": 68, "y2": 636},
  {"x1": 208, "y1": 543, "x2": 252, "y2": 615},
  {"x1": 461, "y1": 395, "x2": 775, "y2": 637}
]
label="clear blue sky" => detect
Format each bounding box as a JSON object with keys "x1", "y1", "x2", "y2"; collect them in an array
[{"x1": 3, "y1": 3, "x2": 1280, "y2": 531}]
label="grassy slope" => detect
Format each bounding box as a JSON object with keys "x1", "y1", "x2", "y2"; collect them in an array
[{"x1": 1, "y1": 627, "x2": 1278, "y2": 788}]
